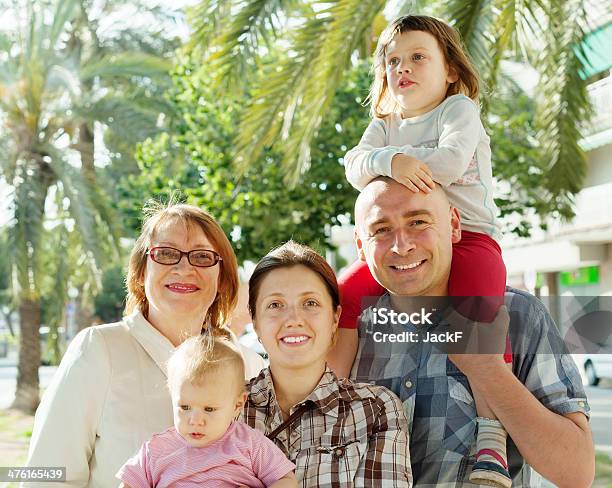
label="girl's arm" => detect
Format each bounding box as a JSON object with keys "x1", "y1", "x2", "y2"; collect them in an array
[
  {"x1": 24, "y1": 327, "x2": 111, "y2": 488},
  {"x1": 344, "y1": 119, "x2": 393, "y2": 190},
  {"x1": 344, "y1": 97, "x2": 483, "y2": 190},
  {"x1": 389, "y1": 97, "x2": 484, "y2": 187},
  {"x1": 355, "y1": 389, "x2": 413, "y2": 487}
]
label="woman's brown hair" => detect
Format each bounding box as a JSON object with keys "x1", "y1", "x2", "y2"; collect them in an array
[
  {"x1": 369, "y1": 15, "x2": 480, "y2": 118},
  {"x1": 248, "y1": 240, "x2": 340, "y2": 319},
  {"x1": 125, "y1": 200, "x2": 238, "y2": 334}
]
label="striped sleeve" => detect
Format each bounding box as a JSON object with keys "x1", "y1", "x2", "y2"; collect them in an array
[
  {"x1": 355, "y1": 386, "x2": 412, "y2": 487},
  {"x1": 116, "y1": 442, "x2": 153, "y2": 488},
  {"x1": 249, "y1": 427, "x2": 296, "y2": 485},
  {"x1": 344, "y1": 119, "x2": 395, "y2": 190}
]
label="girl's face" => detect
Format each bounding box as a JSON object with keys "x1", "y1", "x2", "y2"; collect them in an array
[
  {"x1": 144, "y1": 219, "x2": 220, "y2": 331},
  {"x1": 253, "y1": 265, "x2": 340, "y2": 372},
  {"x1": 384, "y1": 30, "x2": 458, "y2": 118}
]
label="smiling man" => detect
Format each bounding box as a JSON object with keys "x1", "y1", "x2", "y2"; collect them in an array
[{"x1": 350, "y1": 177, "x2": 594, "y2": 488}]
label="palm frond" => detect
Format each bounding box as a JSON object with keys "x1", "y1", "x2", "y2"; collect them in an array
[
  {"x1": 534, "y1": 0, "x2": 592, "y2": 209},
  {"x1": 277, "y1": 0, "x2": 386, "y2": 182},
  {"x1": 396, "y1": 0, "x2": 438, "y2": 16},
  {"x1": 445, "y1": 0, "x2": 495, "y2": 81},
  {"x1": 45, "y1": 64, "x2": 82, "y2": 99},
  {"x1": 80, "y1": 52, "x2": 171, "y2": 82},
  {"x1": 97, "y1": 27, "x2": 181, "y2": 56},
  {"x1": 42, "y1": 208, "x2": 69, "y2": 336},
  {"x1": 510, "y1": 0, "x2": 548, "y2": 63},
  {"x1": 73, "y1": 94, "x2": 165, "y2": 143},
  {"x1": 0, "y1": 29, "x2": 12, "y2": 56},
  {"x1": 204, "y1": 0, "x2": 299, "y2": 92},
  {"x1": 475, "y1": 0, "x2": 516, "y2": 115},
  {"x1": 233, "y1": 13, "x2": 331, "y2": 174},
  {"x1": 11, "y1": 157, "x2": 55, "y2": 298},
  {"x1": 48, "y1": 147, "x2": 115, "y2": 271},
  {"x1": 47, "y1": 0, "x2": 80, "y2": 52},
  {"x1": 187, "y1": 0, "x2": 233, "y2": 50}
]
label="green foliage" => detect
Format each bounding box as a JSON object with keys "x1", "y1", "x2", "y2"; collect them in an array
[
  {"x1": 120, "y1": 54, "x2": 558, "y2": 258},
  {"x1": 0, "y1": 0, "x2": 178, "y2": 301},
  {"x1": 191, "y1": 0, "x2": 593, "y2": 213},
  {"x1": 534, "y1": 0, "x2": 592, "y2": 208},
  {"x1": 0, "y1": 0, "x2": 182, "y2": 406},
  {"x1": 94, "y1": 265, "x2": 127, "y2": 323},
  {"x1": 0, "y1": 229, "x2": 10, "y2": 292},
  {"x1": 119, "y1": 56, "x2": 365, "y2": 264},
  {"x1": 0, "y1": 229, "x2": 16, "y2": 336},
  {"x1": 488, "y1": 87, "x2": 556, "y2": 236}
]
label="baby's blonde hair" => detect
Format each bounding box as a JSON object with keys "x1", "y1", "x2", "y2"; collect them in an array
[
  {"x1": 167, "y1": 335, "x2": 245, "y2": 394},
  {"x1": 369, "y1": 15, "x2": 480, "y2": 118}
]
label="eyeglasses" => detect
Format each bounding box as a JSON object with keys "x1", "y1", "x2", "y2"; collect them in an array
[{"x1": 147, "y1": 247, "x2": 223, "y2": 268}]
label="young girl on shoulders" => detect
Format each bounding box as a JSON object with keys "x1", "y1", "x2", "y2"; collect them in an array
[
  {"x1": 117, "y1": 335, "x2": 296, "y2": 488},
  {"x1": 335, "y1": 15, "x2": 511, "y2": 488}
]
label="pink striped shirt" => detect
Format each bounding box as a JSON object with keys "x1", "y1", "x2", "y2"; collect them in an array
[{"x1": 117, "y1": 421, "x2": 295, "y2": 488}]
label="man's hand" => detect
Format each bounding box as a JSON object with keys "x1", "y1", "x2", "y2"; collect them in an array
[
  {"x1": 445, "y1": 305, "x2": 509, "y2": 378},
  {"x1": 391, "y1": 153, "x2": 434, "y2": 193}
]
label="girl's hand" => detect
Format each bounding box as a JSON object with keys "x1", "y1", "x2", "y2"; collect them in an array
[{"x1": 391, "y1": 153, "x2": 434, "y2": 192}]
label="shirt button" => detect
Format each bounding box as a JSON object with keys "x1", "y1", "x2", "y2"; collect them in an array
[
  {"x1": 405, "y1": 380, "x2": 413, "y2": 388},
  {"x1": 334, "y1": 448, "x2": 345, "y2": 457}
]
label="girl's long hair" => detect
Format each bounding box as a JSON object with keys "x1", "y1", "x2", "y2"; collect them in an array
[{"x1": 369, "y1": 15, "x2": 480, "y2": 119}]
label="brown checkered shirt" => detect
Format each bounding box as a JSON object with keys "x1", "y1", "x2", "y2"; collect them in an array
[{"x1": 240, "y1": 366, "x2": 412, "y2": 487}]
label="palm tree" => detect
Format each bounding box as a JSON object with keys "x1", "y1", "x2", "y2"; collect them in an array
[
  {"x1": 0, "y1": 0, "x2": 175, "y2": 413},
  {"x1": 0, "y1": 230, "x2": 16, "y2": 338},
  {"x1": 190, "y1": 0, "x2": 594, "y2": 206}
]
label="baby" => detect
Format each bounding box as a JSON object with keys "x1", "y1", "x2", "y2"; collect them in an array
[{"x1": 117, "y1": 334, "x2": 296, "y2": 487}]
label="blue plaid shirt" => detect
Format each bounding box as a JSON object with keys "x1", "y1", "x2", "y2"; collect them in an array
[{"x1": 352, "y1": 287, "x2": 590, "y2": 487}]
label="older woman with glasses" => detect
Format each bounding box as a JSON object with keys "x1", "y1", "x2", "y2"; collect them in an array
[{"x1": 25, "y1": 202, "x2": 265, "y2": 488}]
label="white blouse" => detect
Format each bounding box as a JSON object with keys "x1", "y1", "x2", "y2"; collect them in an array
[{"x1": 25, "y1": 310, "x2": 265, "y2": 487}]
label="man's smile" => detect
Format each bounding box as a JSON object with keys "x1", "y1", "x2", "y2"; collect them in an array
[{"x1": 389, "y1": 259, "x2": 426, "y2": 272}]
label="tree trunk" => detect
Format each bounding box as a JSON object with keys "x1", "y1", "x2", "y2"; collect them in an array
[
  {"x1": 76, "y1": 285, "x2": 95, "y2": 333},
  {"x1": 11, "y1": 298, "x2": 42, "y2": 413},
  {"x1": 78, "y1": 122, "x2": 96, "y2": 180},
  {"x1": 12, "y1": 157, "x2": 55, "y2": 414}
]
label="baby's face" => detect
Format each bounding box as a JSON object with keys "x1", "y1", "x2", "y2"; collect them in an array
[{"x1": 171, "y1": 374, "x2": 246, "y2": 448}]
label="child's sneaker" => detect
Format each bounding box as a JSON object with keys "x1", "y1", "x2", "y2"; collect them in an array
[{"x1": 469, "y1": 418, "x2": 512, "y2": 488}]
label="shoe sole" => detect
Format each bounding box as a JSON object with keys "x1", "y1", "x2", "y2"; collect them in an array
[{"x1": 469, "y1": 469, "x2": 512, "y2": 488}]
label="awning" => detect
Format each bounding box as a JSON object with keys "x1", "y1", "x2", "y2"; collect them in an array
[{"x1": 579, "y1": 21, "x2": 612, "y2": 79}]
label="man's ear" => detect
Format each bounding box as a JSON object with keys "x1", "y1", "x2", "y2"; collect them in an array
[
  {"x1": 355, "y1": 229, "x2": 367, "y2": 262},
  {"x1": 450, "y1": 207, "x2": 461, "y2": 243}
]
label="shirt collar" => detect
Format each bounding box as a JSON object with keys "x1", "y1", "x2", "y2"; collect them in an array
[
  {"x1": 248, "y1": 365, "x2": 343, "y2": 418},
  {"x1": 124, "y1": 309, "x2": 176, "y2": 377}
]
